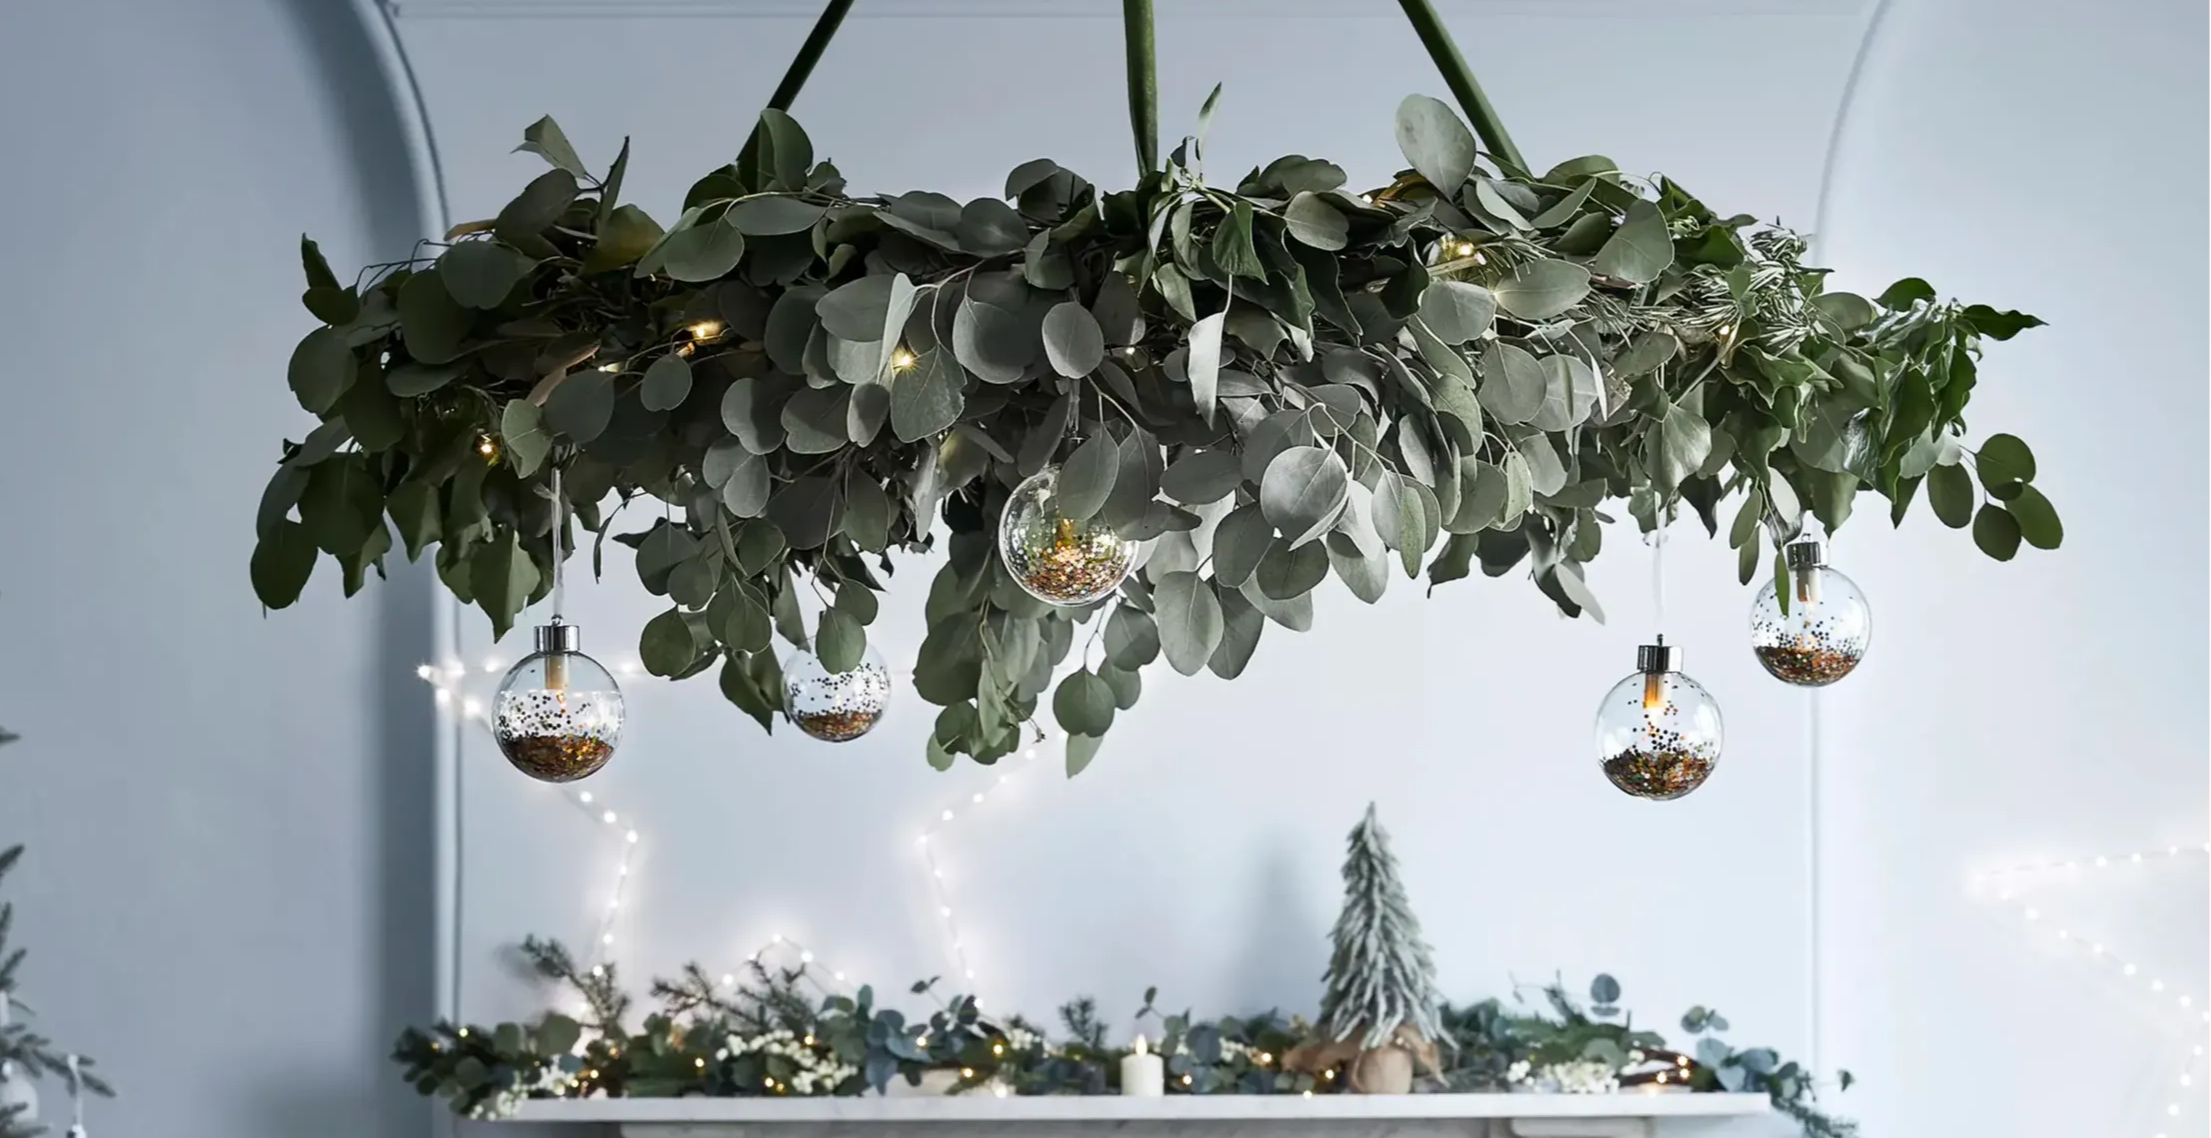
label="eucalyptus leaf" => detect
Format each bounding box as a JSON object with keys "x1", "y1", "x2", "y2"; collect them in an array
[
  {"x1": 583, "y1": 205, "x2": 664, "y2": 274},
  {"x1": 728, "y1": 197, "x2": 826, "y2": 236},
  {"x1": 2005, "y1": 483, "x2": 2062, "y2": 549},
  {"x1": 1104, "y1": 605, "x2": 1160, "y2": 669},
  {"x1": 438, "y1": 240, "x2": 534, "y2": 308},
  {"x1": 1650, "y1": 404, "x2": 1712, "y2": 492},
  {"x1": 951, "y1": 297, "x2": 1034, "y2": 383},
  {"x1": 1052, "y1": 670, "x2": 1116, "y2": 736},
  {"x1": 1926, "y1": 462, "x2": 1975, "y2": 529},
  {"x1": 1186, "y1": 311, "x2": 1226, "y2": 425},
  {"x1": 1259, "y1": 445, "x2": 1349, "y2": 548},
  {"x1": 1478, "y1": 341, "x2": 1546, "y2": 425},
  {"x1": 1418, "y1": 280, "x2": 1497, "y2": 343},
  {"x1": 1591, "y1": 200, "x2": 1673, "y2": 284},
  {"x1": 1492, "y1": 260, "x2": 1592, "y2": 322},
  {"x1": 641, "y1": 606, "x2": 702, "y2": 677},
  {"x1": 515, "y1": 115, "x2": 589, "y2": 177},
  {"x1": 1159, "y1": 449, "x2": 1242, "y2": 505},
  {"x1": 1254, "y1": 537, "x2": 1329, "y2": 600},
  {"x1": 1207, "y1": 584, "x2": 1265, "y2": 678},
  {"x1": 470, "y1": 530, "x2": 540, "y2": 640},
  {"x1": 1972, "y1": 503, "x2": 2021, "y2": 561},
  {"x1": 1055, "y1": 432, "x2": 1119, "y2": 523},
  {"x1": 500, "y1": 399, "x2": 551, "y2": 477},
  {"x1": 815, "y1": 609, "x2": 866, "y2": 673},
  {"x1": 658, "y1": 210, "x2": 748, "y2": 282},
  {"x1": 250, "y1": 519, "x2": 319, "y2": 608},
  {"x1": 890, "y1": 348, "x2": 966, "y2": 442},
  {"x1": 1394, "y1": 95, "x2": 1475, "y2": 192},
  {"x1": 1064, "y1": 732, "x2": 1104, "y2": 777},
  {"x1": 1153, "y1": 570, "x2": 1224, "y2": 676},
  {"x1": 1210, "y1": 503, "x2": 1272, "y2": 588},
  {"x1": 288, "y1": 327, "x2": 356, "y2": 414},
  {"x1": 543, "y1": 371, "x2": 616, "y2": 443},
  {"x1": 1284, "y1": 192, "x2": 1348, "y2": 250},
  {"x1": 1975, "y1": 433, "x2": 2036, "y2": 489},
  {"x1": 1042, "y1": 302, "x2": 1106, "y2": 378},
  {"x1": 639, "y1": 354, "x2": 693, "y2": 411}
]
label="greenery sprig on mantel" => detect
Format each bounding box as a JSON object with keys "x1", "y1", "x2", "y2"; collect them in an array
[
  {"x1": 256, "y1": 85, "x2": 2054, "y2": 772},
  {"x1": 393, "y1": 939, "x2": 1851, "y2": 1136}
]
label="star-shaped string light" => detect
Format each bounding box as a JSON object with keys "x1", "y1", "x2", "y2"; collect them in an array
[{"x1": 1972, "y1": 841, "x2": 2209, "y2": 1136}]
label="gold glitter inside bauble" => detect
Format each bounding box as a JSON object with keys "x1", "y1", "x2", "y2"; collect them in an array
[
  {"x1": 998, "y1": 467, "x2": 1138, "y2": 606},
  {"x1": 1748, "y1": 565, "x2": 1871, "y2": 687},
  {"x1": 1592, "y1": 670, "x2": 1723, "y2": 801},
  {"x1": 493, "y1": 652, "x2": 625, "y2": 783},
  {"x1": 783, "y1": 646, "x2": 893, "y2": 743}
]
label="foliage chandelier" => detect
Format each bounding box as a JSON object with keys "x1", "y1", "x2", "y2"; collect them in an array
[{"x1": 253, "y1": 0, "x2": 2057, "y2": 773}]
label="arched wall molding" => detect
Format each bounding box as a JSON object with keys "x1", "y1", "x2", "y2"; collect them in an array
[
  {"x1": 340, "y1": 0, "x2": 467, "y2": 1027},
  {"x1": 1802, "y1": 0, "x2": 1897, "y2": 1075}
]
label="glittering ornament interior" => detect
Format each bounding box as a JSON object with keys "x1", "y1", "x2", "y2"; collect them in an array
[
  {"x1": 1749, "y1": 548, "x2": 1871, "y2": 687},
  {"x1": 494, "y1": 628, "x2": 625, "y2": 782},
  {"x1": 1593, "y1": 650, "x2": 1723, "y2": 801},
  {"x1": 997, "y1": 468, "x2": 1139, "y2": 606},
  {"x1": 783, "y1": 645, "x2": 894, "y2": 742}
]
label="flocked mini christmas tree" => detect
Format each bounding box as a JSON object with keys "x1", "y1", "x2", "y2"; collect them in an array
[
  {"x1": 1312, "y1": 803, "x2": 1443, "y2": 1092},
  {"x1": 0, "y1": 727, "x2": 112, "y2": 1138}
]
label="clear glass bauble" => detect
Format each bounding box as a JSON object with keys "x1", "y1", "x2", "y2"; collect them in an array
[
  {"x1": 1593, "y1": 669, "x2": 1723, "y2": 801},
  {"x1": 493, "y1": 644, "x2": 624, "y2": 783},
  {"x1": 997, "y1": 467, "x2": 1139, "y2": 606},
  {"x1": 1749, "y1": 566, "x2": 1872, "y2": 686},
  {"x1": 782, "y1": 644, "x2": 894, "y2": 742}
]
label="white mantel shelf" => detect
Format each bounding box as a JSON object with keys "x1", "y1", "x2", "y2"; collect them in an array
[{"x1": 508, "y1": 1092, "x2": 1773, "y2": 1137}]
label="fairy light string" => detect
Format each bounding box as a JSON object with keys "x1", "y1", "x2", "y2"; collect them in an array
[
  {"x1": 422, "y1": 659, "x2": 1059, "y2": 1004},
  {"x1": 1974, "y1": 840, "x2": 2210, "y2": 1134}
]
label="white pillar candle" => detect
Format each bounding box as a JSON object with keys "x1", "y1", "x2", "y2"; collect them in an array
[{"x1": 1119, "y1": 1034, "x2": 1164, "y2": 1097}]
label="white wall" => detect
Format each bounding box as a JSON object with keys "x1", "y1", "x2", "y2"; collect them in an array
[
  {"x1": 0, "y1": 1, "x2": 433, "y2": 1136},
  {"x1": 0, "y1": 2, "x2": 2196, "y2": 1137},
  {"x1": 1817, "y1": 1, "x2": 2209, "y2": 1135},
  {"x1": 402, "y1": 8, "x2": 1869, "y2": 1126}
]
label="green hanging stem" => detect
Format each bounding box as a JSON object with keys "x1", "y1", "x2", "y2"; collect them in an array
[
  {"x1": 741, "y1": 0, "x2": 857, "y2": 159},
  {"x1": 1393, "y1": 0, "x2": 1528, "y2": 173},
  {"x1": 1123, "y1": 0, "x2": 1160, "y2": 175}
]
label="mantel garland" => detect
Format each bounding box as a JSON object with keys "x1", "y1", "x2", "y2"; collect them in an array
[
  {"x1": 393, "y1": 943, "x2": 1854, "y2": 1137},
  {"x1": 253, "y1": 1, "x2": 2056, "y2": 773}
]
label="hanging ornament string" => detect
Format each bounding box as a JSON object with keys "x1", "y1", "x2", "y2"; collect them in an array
[
  {"x1": 550, "y1": 464, "x2": 566, "y2": 622},
  {"x1": 64, "y1": 1054, "x2": 83, "y2": 1138},
  {"x1": 1651, "y1": 511, "x2": 1667, "y2": 640}
]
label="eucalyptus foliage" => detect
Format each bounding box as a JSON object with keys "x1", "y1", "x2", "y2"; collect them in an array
[
  {"x1": 1440, "y1": 974, "x2": 1853, "y2": 1137},
  {"x1": 258, "y1": 98, "x2": 2054, "y2": 770},
  {"x1": 394, "y1": 940, "x2": 1845, "y2": 1137}
]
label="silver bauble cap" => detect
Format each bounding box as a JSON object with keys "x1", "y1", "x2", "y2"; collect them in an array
[
  {"x1": 534, "y1": 622, "x2": 582, "y2": 653},
  {"x1": 1637, "y1": 642, "x2": 1682, "y2": 673},
  {"x1": 1786, "y1": 539, "x2": 1827, "y2": 571}
]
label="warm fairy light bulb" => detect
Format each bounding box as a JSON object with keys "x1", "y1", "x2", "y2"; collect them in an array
[
  {"x1": 689, "y1": 320, "x2": 723, "y2": 340},
  {"x1": 492, "y1": 620, "x2": 624, "y2": 783},
  {"x1": 1749, "y1": 539, "x2": 1871, "y2": 686},
  {"x1": 477, "y1": 434, "x2": 500, "y2": 461},
  {"x1": 1594, "y1": 640, "x2": 1722, "y2": 800},
  {"x1": 890, "y1": 345, "x2": 918, "y2": 372},
  {"x1": 998, "y1": 467, "x2": 1139, "y2": 606}
]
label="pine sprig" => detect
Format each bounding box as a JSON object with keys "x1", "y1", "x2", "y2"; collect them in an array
[
  {"x1": 519, "y1": 936, "x2": 630, "y2": 1034},
  {"x1": 0, "y1": 725, "x2": 111, "y2": 1130}
]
